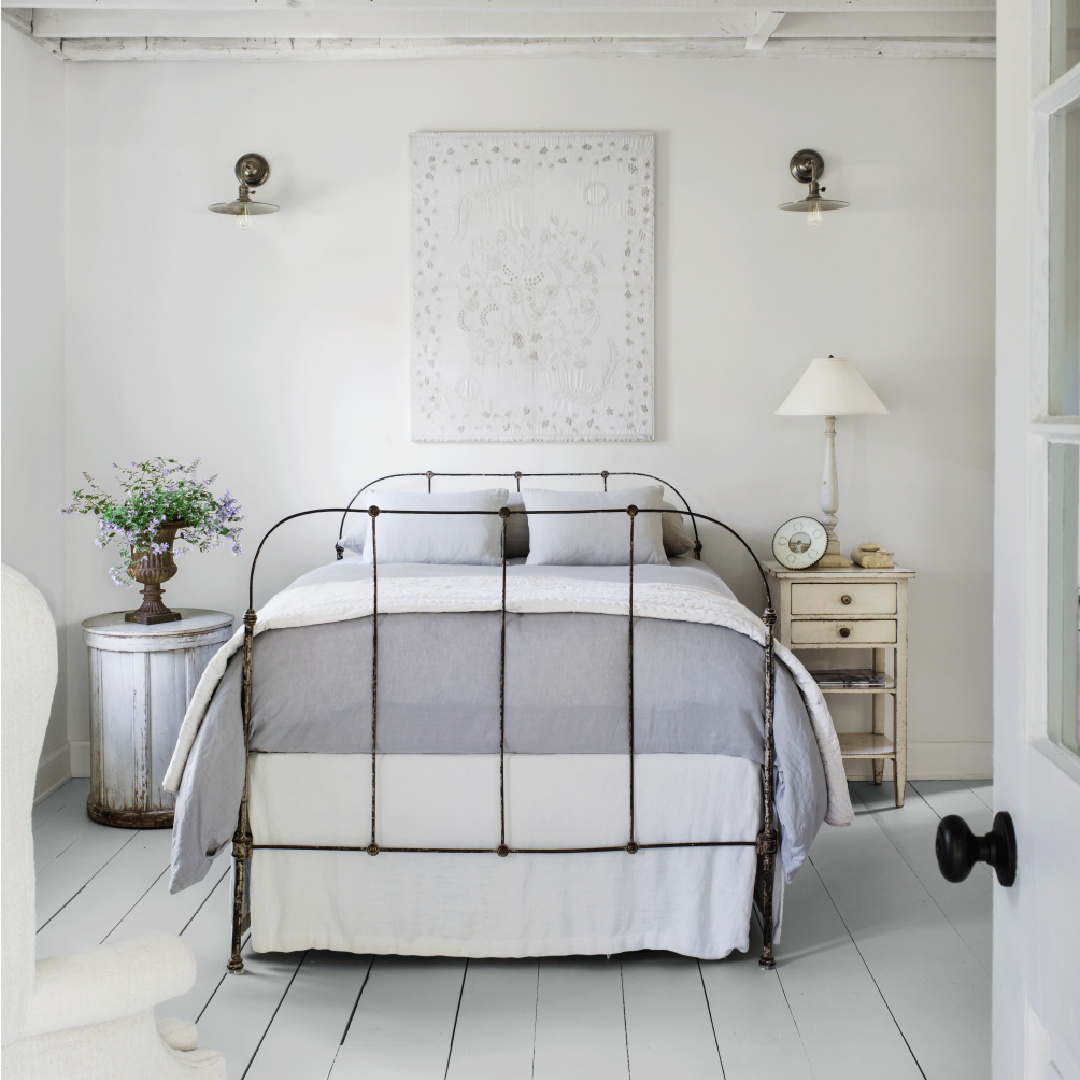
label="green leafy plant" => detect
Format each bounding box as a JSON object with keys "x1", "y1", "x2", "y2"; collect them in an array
[{"x1": 61, "y1": 458, "x2": 244, "y2": 586}]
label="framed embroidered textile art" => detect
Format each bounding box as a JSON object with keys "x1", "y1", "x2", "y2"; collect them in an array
[{"x1": 410, "y1": 132, "x2": 655, "y2": 442}]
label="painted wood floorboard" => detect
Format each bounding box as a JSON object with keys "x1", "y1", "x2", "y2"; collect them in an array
[
  {"x1": 103, "y1": 853, "x2": 230, "y2": 946},
  {"x1": 245, "y1": 951, "x2": 374, "y2": 1080},
  {"x1": 912, "y1": 780, "x2": 996, "y2": 829},
  {"x1": 161, "y1": 871, "x2": 239, "y2": 1022},
  {"x1": 852, "y1": 781, "x2": 992, "y2": 973},
  {"x1": 32, "y1": 779, "x2": 98, "y2": 871},
  {"x1": 969, "y1": 781, "x2": 994, "y2": 811},
  {"x1": 30, "y1": 779, "x2": 992, "y2": 1080},
  {"x1": 444, "y1": 958, "x2": 539, "y2": 1080},
  {"x1": 194, "y1": 947, "x2": 310, "y2": 1080},
  {"x1": 532, "y1": 956, "x2": 629, "y2": 1080},
  {"x1": 328, "y1": 956, "x2": 468, "y2": 1079},
  {"x1": 35, "y1": 827, "x2": 173, "y2": 958},
  {"x1": 809, "y1": 792, "x2": 992, "y2": 1080},
  {"x1": 773, "y1": 858, "x2": 926, "y2": 1080},
  {"x1": 698, "y1": 917, "x2": 815, "y2": 1080},
  {"x1": 622, "y1": 952, "x2": 723, "y2": 1079},
  {"x1": 35, "y1": 821, "x2": 140, "y2": 931},
  {"x1": 32, "y1": 777, "x2": 89, "y2": 832}
]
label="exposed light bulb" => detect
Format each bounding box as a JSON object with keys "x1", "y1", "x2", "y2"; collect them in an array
[
  {"x1": 807, "y1": 202, "x2": 823, "y2": 228},
  {"x1": 236, "y1": 204, "x2": 252, "y2": 230}
]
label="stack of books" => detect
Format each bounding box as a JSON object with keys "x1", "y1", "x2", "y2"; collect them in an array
[{"x1": 810, "y1": 668, "x2": 894, "y2": 690}]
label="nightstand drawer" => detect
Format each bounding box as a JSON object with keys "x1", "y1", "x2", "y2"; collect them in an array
[
  {"x1": 790, "y1": 582, "x2": 897, "y2": 616},
  {"x1": 790, "y1": 619, "x2": 897, "y2": 645}
]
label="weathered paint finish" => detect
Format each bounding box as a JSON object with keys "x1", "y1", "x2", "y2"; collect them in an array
[{"x1": 84, "y1": 609, "x2": 233, "y2": 827}]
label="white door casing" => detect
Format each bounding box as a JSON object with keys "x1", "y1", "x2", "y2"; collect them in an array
[{"x1": 995, "y1": 1, "x2": 1080, "y2": 1077}]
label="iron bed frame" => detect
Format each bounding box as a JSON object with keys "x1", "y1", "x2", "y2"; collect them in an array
[{"x1": 226, "y1": 471, "x2": 781, "y2": 973}]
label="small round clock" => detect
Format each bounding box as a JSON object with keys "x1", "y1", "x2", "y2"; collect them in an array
[{"x1": 772, "y1": 516, "x2": 828, "y2": 570}]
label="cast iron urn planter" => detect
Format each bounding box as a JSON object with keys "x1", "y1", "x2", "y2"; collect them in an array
[{"x1": 126, "y1": 520, "x2": 186, "y2": 624}]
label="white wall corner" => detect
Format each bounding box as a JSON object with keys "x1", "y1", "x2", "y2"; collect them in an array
[
  {"x1": 69, "y1": 740, "x2": 90, "y2": 779},
  {"x1": 34, "y1": 742, "x2": 73, "y2": 804}
]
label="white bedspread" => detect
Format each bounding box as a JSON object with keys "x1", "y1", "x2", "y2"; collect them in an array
[
  {"x1": 248, "y1": 752, "x2": 781, "y2": 959},
  {"x1": 164, "y1": 570, "x2": 852, "y2": 827}
]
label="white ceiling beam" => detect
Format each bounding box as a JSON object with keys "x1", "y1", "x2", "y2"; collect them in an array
[
  {"x1": 746, "y1": 10, "x2": 784, "y2": 47},
  {"x1": 774, "y1": 10, "x2": 995, "y2": 33},
  {"x1": 5, "y1": 0, "x2": 999, "y2": 11},
  {"x1": 52, "y1": 35, "x2": 995, "y2": 59},
  {"x1": 31, "y1": 8, "x2": 755, "y2": 38}
]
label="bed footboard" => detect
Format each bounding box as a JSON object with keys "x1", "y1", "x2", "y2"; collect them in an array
[{"x1": 227, "y1": 471, "x2": 779, "y2": 972}]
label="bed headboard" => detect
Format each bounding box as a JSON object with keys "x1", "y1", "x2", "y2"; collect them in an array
[{"x1": 336, "y1": 470, "x2": 699, "y2": 554}]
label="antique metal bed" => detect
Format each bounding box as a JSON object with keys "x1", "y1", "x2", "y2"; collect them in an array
[{"x1": 224, "y1": 471, "x2": 781, "y2": 973}]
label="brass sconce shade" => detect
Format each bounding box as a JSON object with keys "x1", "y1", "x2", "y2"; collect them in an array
[
  {"x1": 209, "y1": 154, "x2": 280, "y2": 228},
  {"x1": 778, "y1": 149, "x2": 849, "y2": 227}
]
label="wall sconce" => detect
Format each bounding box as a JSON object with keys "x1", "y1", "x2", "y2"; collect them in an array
[
  {"x1": 778, "y1": 149, "x2": 848, "y2": 227},
  {"x1": 209, "y1": 154, "x2": 280, "y2": 229}
]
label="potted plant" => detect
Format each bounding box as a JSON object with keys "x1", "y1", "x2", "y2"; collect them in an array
[{"x1": 62, "y1": 458, "x2": 244, "y2": 624}]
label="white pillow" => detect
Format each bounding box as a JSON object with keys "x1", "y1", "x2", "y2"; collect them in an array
[
  {"x1": 348, "y1": 489, "x2": 510, "y2": 566},
  {"x1": 523, "y1": 486, "x2": 668, "y2": 566}
]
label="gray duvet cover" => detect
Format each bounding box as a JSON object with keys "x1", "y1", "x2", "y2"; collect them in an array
[{"x1": 170, "y1": 558, "x2": 828, "y2": 891}]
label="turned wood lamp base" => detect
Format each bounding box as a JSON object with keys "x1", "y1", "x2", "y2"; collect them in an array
[{"x1": 813, "y1": 416, "x2": 852, "y2": 569}]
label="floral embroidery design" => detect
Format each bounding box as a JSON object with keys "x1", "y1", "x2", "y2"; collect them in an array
[{"x1": 411, "y1": 132, "x2": 654, "y2": 442}]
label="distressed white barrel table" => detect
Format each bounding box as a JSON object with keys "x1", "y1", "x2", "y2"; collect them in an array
[{"x1": 83, "y1": 609, "x2": 233, "y2": 828}]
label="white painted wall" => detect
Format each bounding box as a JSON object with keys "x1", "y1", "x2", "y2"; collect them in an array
[
  {"x1": 1, "y1": 24, "x2": 69, "y2": 799},
  {"x1": 54, "y1": 56, "x2": 995, "y2": 778}
]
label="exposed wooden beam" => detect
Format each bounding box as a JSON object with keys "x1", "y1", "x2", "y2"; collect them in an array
[
  {"x1": 1, "y1": 6, "x2": 30, "y2": 30},
  {"x1": 4, "y1": 0, "x2": 999, "y2": 11},
  {"x1": 746, "y1": 10, "x2": 784, "y2": 48},
  {"x1": 0, "y1": 10, "x2": 63, "y2": 54},
  {"x1": 30, "y1": 8, "x2": 755, "y2": 39},
  {"x1": 774, "y1": 10, "x2": 995, "y2": 34},
  {"x1": 53, "y1": 35, "x2": 995, "y2": 60}
]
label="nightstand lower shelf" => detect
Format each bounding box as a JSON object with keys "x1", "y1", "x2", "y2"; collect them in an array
[{"x1": 838, "y1": 732, "x2": 896, "y2": 758}]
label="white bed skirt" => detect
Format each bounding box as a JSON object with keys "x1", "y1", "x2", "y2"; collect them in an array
[{"x1": 247, "y1": 753, "x2": 782, "y2": 959}]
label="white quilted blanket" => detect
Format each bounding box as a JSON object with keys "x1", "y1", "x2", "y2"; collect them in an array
[{"x1": 163, "y1": 574, "x2": 853, "y2": 826}]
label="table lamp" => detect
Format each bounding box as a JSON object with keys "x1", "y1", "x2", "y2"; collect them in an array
[{"x1": 776, "y1": 355, "x2": 888, "y2": 568}]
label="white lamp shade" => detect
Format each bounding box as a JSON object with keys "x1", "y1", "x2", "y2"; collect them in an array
[{"x1": 776, "y1": 356, "x2": 888, "y2": 417}]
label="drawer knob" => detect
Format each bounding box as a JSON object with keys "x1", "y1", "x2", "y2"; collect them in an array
[
  {"x1": 838, "y1": 627, "x2": 851, "y2": 639},
  {"x1": 840, "y1": 594, "x2": 852, "y2": 605}
]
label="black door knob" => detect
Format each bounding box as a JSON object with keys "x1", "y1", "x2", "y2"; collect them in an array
[{"x1": 935, "y1": 811, "x2": 1016, "y2": 887}]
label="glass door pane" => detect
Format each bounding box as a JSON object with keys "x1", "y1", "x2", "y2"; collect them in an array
[
  {"x1": 1050, "y1": 105, "x2": 1080, "y2": 415},
  {"x1": 1049, "y1": 442, "x2": 1080, "y2": 754},
  {"x1": 1051, "y1": 0, "x2": 1080, "y2": 81}
]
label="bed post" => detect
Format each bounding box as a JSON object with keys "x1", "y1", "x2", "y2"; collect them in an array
[
  {"x1": 228, "y1": 608, "x2": 257, "y2": 974},
  {"x1": 757, "y1": 607, "x2": 779, "y2": 969}
]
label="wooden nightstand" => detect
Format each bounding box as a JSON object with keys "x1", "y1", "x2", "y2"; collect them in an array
[{"x1": 764, "y1": 561, "x2": 914, "y2": 807}]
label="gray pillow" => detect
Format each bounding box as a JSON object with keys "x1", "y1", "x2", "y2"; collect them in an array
[
  {"x1": 343, "y1": 489, "x2": 511, "y2": 566},
  {"x1": 661, "y1": 501, "x2": 697, "y2": 557},
  {"x1": 503, "y1": 491, "x2": 530, "y2": 560},
  {"x1": 523, "y1": 486, "x2": 668, "y2": 566}
]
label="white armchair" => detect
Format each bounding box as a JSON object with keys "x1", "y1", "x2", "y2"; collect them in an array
[{"x1": 1, "y1": 565, "x2": 226, "y2": 1079}]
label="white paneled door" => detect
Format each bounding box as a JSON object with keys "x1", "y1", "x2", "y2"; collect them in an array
[{"x1": 995, "y1": 0, "x2": 1080, "y2": 1077}]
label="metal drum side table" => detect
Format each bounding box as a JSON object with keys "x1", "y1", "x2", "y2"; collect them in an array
[{"x1": 83, "y1": 609, "x2": 233, "y2": 827}]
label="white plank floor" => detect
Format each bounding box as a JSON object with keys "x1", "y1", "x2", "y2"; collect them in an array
[{"x1": 31, "y1": 777, "x2": 993, "y2": 1079}]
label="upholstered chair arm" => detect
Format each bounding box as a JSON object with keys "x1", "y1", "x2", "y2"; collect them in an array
[{"x1": 21, "y1": 934, "x2": 196, "y2": 1039}]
